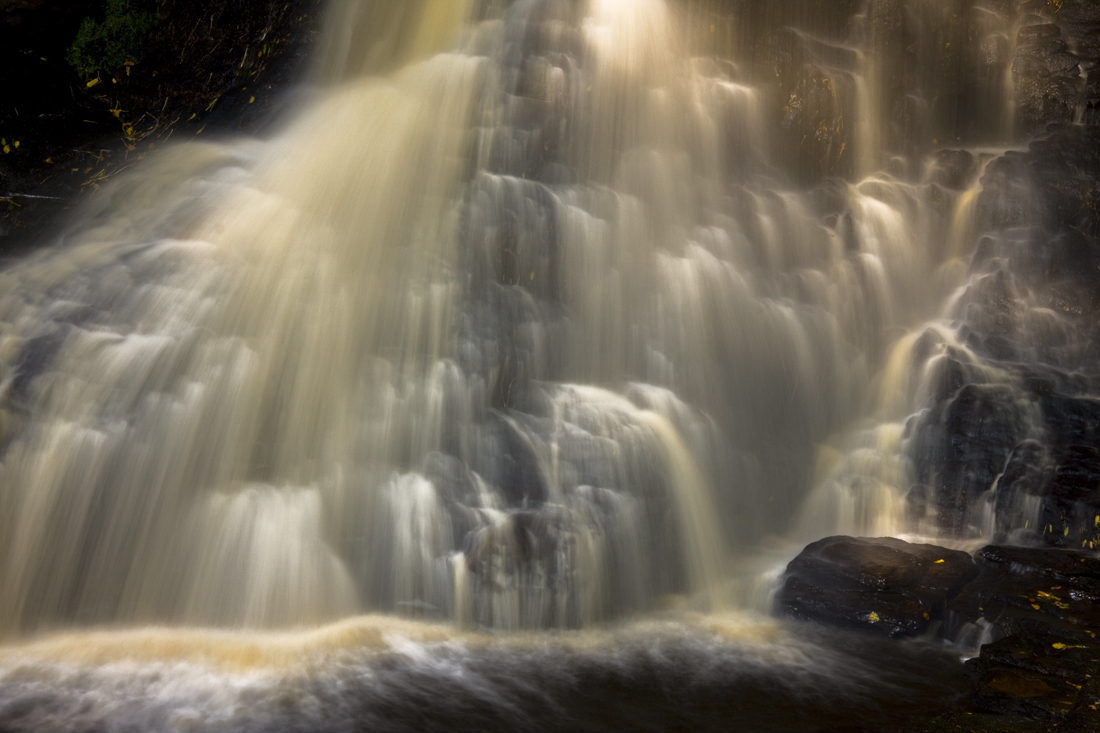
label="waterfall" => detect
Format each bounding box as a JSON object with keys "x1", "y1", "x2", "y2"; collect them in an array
[
  {"x1": 0, "y1": 0, "x2": 1035, "y2": 636},
  {"x1": 6, "y1": 0, "x2": 1096, "y2": 728}
]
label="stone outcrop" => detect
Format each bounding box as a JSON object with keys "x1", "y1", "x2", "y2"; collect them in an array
[
  {"x1": 909, "y1": 123, "x2": 1100, "y2": 543},
  {"x1": 778, "y1": 537, "x2": 1100, "y2": 727},
  {"x1": 775, "y1": 535, "x2": 979, "y2": 637}
]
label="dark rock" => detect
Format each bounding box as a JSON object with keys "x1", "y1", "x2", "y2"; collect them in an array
[
  {"x1": 776, "y1": 536, "x2": 978, "y2": 637},
  {"x1": 931, "y1": 149, "x2": 979, "y2": 191},
  {"x1": 1038, "y1": 392, "x2": 1100, "y2": 448},
  {"x1": 977, "y1": 125, "x2": 1100, "y2": 239},
  {"x1": 910, "y1": 382, "x2": 1030, "y2": 533},
  {"x1": 967, "y1": 629, "x2": 1100, "y2": 722},
  {"x1": 911, "y1": 123, "x2": 1100, "y2": 538},
  {"x1": 1013, "y1": 18, "x2": 1084, "y2": 133},
  {"x1": 946, "y1": 545, "x2": 1100, "y2": 642}
]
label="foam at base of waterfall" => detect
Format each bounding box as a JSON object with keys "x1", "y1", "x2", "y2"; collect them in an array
[{"x1": 0, "y1": 612, "x2": 965, "y2": 733}]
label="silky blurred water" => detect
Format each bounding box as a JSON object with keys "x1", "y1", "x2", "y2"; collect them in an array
[{"x1": 0, "y1": 0, "x2": 1052, "y2": 728}]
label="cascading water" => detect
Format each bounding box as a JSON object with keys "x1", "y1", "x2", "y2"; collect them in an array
[{"x1": 0, "y1": 0, "x2": 1093, "y2": 730}]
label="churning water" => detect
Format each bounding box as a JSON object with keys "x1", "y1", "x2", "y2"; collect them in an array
[{"x1": 0, "y1": 0, "x2": 1062, "y2": 729}]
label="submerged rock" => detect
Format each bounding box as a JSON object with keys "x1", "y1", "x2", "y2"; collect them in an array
[{"x1": 776, "y1": 536, "x2": 978, "y2": 637}]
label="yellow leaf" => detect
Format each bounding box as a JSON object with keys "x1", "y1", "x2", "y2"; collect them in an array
[
  {"x1": 1051, "y1": 643, "x2": 1086, "y2": 650},
  {"x1": 249, "y1": 96, "x2": 255, "y2": 104},
  {"x1": 934, "y1": 559, "x2": 945, "y2": 564},
  {"x1": 2, "y1": 145, "x2": 8, "y2": 154},
  {"x1": 922, "y1": 612, "x2": 929, "y2": 620},
  {"x1": 1031, "y1": 604, "x2": 1041, "y2": 610},
  {"x1": 45, "y1": 157, "x2": 52, "y2": 163},
  {"x1": 12, "y1": 141, "x2": 19, "y2": 149},
  {"x1": 86, "y1": 78, "x2": 100, "y2": 88},
  {"x1": 868, "y1": 612, "x2": 880, "y2": 623}
]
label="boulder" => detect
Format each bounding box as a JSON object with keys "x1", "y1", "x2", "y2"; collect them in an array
[{"x1": 776, "y1": 536, "x2": 978, "y2": 637}]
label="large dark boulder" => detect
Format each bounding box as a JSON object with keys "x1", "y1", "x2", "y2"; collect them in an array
[{"x1": 776, "y1": 536, "x2": 978, "y2": 637}]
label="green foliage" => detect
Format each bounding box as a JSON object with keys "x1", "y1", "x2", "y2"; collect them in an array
[{"x1": 67, "y1": 0, "x2": 156, "y2": 79}]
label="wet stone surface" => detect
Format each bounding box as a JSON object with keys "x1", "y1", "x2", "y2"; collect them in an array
[
  {"x1": 966, "y1": 629, "x2": 1100, "y2": 725},
  {"x1": 776, "y1": 536, "x2": 979, "y2": 637},
  {"x1": 909, "y1": 123, "x2": 1100, "y2": 542},
  {"x1": 780, "y1": 537, "x2": 1100, "y2": 729},
  {"x1": 1013, "y1": 0, "x2": 1100, "y2": 133}
]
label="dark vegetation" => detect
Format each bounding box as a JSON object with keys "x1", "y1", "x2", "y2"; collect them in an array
[{"x1": 0, "y1": 0, "x2": 324, "y2": 253}]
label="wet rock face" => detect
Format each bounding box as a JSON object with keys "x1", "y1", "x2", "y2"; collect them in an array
[
  {"x1": 944, "y1": 545, "x2": 1100, "y2": 726},
  {"x1": 1013, "y1": 0, "x2": 1100, "y2": 134},
  {"x1": 947, "y1": 544, "x2": 1100, "y2": 639},
  {"x1": 977, "y1": 124, "x2": 1100, "y2": 238},
  {"x1": 909, "y1": 124, "x2": 1100, "y2": 542},
  {"x1": 778, "y1": 539, "x2": 1100, "y2": 727},
  {"x1": 775, "y1": 536, "x2": 978, "y2": 637},
  {"x1": 910, "y1": 383, "x2": 1030, "y2": 533},
  {"x1": 967, "y1": 630, "x2": 1100, "y2": 725}
]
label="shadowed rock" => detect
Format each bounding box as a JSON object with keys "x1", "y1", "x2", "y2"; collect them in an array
[
  {"x1": 946, "y1": 545, "x2": 1100, "y2": 640},
  {"x1": 776, "y1": 536, "x2": 978, "y2": 637},
  {"x1": 951, "y1": 546, "x2": 1100, "y2": 727}
]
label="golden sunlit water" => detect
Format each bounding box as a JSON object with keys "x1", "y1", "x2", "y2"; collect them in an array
[{"x1": 0, "y1": 0, "x2": 1063, "y2": 730}]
